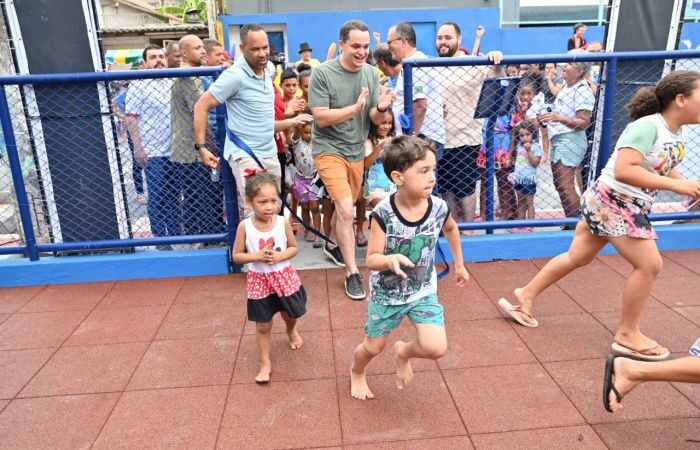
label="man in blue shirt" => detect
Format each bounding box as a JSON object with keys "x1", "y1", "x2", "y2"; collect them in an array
[{"x1": 194, "y1": 24, "x2": 310, "y2": 218}]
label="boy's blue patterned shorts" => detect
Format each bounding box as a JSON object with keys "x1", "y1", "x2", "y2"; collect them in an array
[{"x1": 364, "y1": 294, "x2": 444, "y2": 338}]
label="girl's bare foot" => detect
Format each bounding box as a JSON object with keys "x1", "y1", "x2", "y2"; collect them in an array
[
  {"x1": 613, "y1": 331, "x2": 668, "y2": 359},
  {"x1": 350, "y1": 365, "x2": 374, "y2": 400},
  {"x1": 608, "y1": 357, "x2": 640, "y2": 412},
  {"x1": 288, "y1": 327, "x2": 303, "y2": 350},
  {"x1": 255, "y1": 362, "x2": 272, "y2": 384},
  {"x1": 394, "y1": 341, "x2": 414, "y2": 389}
]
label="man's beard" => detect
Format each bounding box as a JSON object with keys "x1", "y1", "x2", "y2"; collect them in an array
[{"x1": 437, "y1": 44, "x2": 458, "y2": 58}]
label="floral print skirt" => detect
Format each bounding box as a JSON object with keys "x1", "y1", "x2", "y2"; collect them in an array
[{"x1": 581, "y1": 181, "x2": 657, "y2": 240}]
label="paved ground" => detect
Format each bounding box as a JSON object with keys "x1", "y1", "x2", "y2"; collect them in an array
[{"x1": 0, "y1": 251, "x2": 699, "y2": 449}]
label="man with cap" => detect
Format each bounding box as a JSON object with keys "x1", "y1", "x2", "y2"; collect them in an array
[{"x1": 295, "y1": 42, "x2": 321, "y2": 68}]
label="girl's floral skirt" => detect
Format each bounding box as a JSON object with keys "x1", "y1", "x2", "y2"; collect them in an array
[{"x1": 581, "y1": 181, "x2": 657, "y2": 240}]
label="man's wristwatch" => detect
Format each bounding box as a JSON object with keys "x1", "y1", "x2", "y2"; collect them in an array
[{"x1": 194, "y1": 143, "x2": 207, "y2": 151}]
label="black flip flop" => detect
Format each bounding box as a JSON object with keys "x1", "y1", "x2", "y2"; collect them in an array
[{"x1": 603, "y1": 353, "x2": 623, "y2": 413}]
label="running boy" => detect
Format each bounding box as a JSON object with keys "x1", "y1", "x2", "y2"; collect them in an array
[{"x1": 350, "y1": 136, "x2": 470, "y2": 400}]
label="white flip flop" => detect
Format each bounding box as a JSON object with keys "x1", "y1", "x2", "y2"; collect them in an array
[{"x1": 498, "y1": 298, "x2": 539, "y2": 328}]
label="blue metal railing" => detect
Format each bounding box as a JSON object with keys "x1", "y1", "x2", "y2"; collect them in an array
[
  {"x1": 0, "y1": 67, "x2": 240, "y2": 267},
  {"x1": 402, "y1": 50, "x2": 700, "y2": 232}
]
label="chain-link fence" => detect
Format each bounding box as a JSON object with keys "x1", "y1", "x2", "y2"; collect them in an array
[
  {"x1": 0, "y1": 67, "x2": 235, "y2": 259},
  {"x1": 404, "y1": 50, "x2": 700, "y2": 234}
]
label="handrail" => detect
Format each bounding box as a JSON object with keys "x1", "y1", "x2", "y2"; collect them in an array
[
  {"x1": 0, "y1": 67, "x2": 225, "y2": 86},
  {"x1": 403, "y1": 49, "x2": 700, "y2": 68}
]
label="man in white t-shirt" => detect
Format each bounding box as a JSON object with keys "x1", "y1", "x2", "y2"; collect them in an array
[
  {"x1": 434, "y1": 22, "x2": 503, "y2": 227},
  {"x1": 387, "y1": 22, "x2": 445, "y2": 156},
  {"x1": 125, "y1": 45, "x2": 181, "y2": 245}
]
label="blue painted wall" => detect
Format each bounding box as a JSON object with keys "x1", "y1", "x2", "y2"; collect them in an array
[
  {"x1": 680, "y1": 22, "x2": 700, "y2": 49},
  {"x1": 219, "y1": 7, "x2": 606, "y2": 60}
]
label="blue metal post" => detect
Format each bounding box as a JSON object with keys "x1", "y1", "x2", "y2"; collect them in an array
[
  {"x1": 220, "y1": 156, "x2": 240, "y2": 273},
  {"x1": 0, "y1": 87, "x2": 40, "y2": 261},
  {"x1": 403, "y1": 62, "x2": 414, "y2": 135},
  {"x1": 595, "y1": 57, "x2": 618, "y2": 178},
  {"x1": 484, "y1": 116, "x2": 496, "y2": 234}
]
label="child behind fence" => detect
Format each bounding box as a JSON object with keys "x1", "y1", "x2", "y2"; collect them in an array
[
  {"x1": 292, "y1": 119, "x2": 323, "y2": 247},
  {"x1": 509, "y1": 120, "x2": 545, "y2": 233}
]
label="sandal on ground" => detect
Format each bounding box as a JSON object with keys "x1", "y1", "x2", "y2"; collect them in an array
[
  {"x1": 498, "y1": 298, "x2": 539, "y2": 328},
  {"x1": 313, "y1": 239, "x2": 323, "y2": 248},
  {"x1": 611, "y1": 341, "x2": 670, "y2": 361},
  {"x1": 304, "y1": 234, "x2": 316, "y2": 242},
  {"x1": 603, "y1": 353, "x2": 623, "y2": 413},
  {"x1": 356, "y1": 232, "x2": 368, "y2": 247}
]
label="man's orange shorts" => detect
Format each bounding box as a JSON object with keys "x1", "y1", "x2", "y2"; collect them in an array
[{"x1": 314, "y1": 154, "x2": 364, "y2": 202}]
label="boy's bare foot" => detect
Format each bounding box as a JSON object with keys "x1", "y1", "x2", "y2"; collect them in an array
[
  {"x1": 394, "y1": 341, "x2": 414, "y2": 389},
  {"x1": 350, "y1": 365, "x2": 374, "y2": 400},
  {"x1": 287, "y1": 327, "x2": 304, "y2": 350},
  {"x1": 255, "y1": 362, "x2": 272, "y2": 384},
  {"x1": 608, "y1": 357, "x2": 640, "y2": 412}
]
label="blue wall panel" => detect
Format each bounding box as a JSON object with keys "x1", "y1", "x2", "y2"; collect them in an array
[{"x1": 220, "y1": 7, "x2": 607, "y2": 60}]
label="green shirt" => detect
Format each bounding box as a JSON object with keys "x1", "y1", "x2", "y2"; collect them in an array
[
  {"x1": 308, "y1": 59, "x2": 380, "y2": 162},
  {"x1": 598, "y1": 113, "x2": 686, "y2": 202},
  {"x1": 170, "y1": 75, "x2": 204, "y2": 164}
]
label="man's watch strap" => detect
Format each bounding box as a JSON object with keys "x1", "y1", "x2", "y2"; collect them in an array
[{"x1": 194, "y1": 143, "x2": 207, "y2": 150}]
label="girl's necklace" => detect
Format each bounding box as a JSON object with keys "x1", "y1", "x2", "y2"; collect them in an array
[{"x1": 251, "y1": 216, "x2": 274, "y2": 232}]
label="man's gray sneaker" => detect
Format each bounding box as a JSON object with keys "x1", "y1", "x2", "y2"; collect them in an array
[
  {"x1": 323, "y1": 243, "x2": 345, "y2": 267},
  {"x1": 345, "y1": 272, "x2": 366, "y2": 300}
]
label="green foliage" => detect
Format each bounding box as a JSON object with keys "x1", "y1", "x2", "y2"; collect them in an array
[{"x1": 157, "y1": 0, "x2": 207, "y2": 23}]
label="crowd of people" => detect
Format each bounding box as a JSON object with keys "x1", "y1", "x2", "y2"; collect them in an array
[
  {"x1": 111, "y1": 21, "x2": 609, "y2": 256},
  {"x1": 106, "y1": 18, "x2": 700, "y2": 412}
]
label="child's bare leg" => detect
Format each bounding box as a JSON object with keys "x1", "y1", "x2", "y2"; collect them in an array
[
  {"x1": 255, "y1": 321, "x2": 273, "y2": 383},
  {"x1": 395, "y1": 324, "x2": 447, "y2": 389},
  {"x1": 526, "y1": 195, "x2": 536, "y2": 220},
  {"x1": 300, "y1": 203, "x2": 311, "y2": 238},
  {"x1": 280, "y1": 311, "x2": 303, "y2": 349},
  {"x1": 310, "y1": 200, "x2": 322, "y2": 240},
  {"x1": 515, "y1": 220, "x2": 607, "y2": 319},
  {"x1": 290, "y1": 193, "x2": 300, "y2": 230},
  {"x1": 351, "y1": 336, "x2": 387, "y2": 400},
  {"x1": 608, "y1": 236, "x2": 665, "y2": 354},
  {"x1": 609, "y1": 356, "x2": 700, "y2": 411}
]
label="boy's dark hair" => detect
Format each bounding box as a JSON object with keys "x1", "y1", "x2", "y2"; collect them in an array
[
  {"x1": 296, "y1": 62, "x2": 312, "y2": 73},
  {"x1": 516, "y1": 119, "x2": 540, "y2": 142},
  {"x1": 381, "y1": 136, "x2": 436, "y2": 179},
  {"x1": 280, "y1": 68, "x2": 298, "y2": 83},
  {"x1": 244, "y1": 171, "x2": 279, "y2": 199},
  {"x1": 298, "y1": 69, "x2": 312, "y2": 82}
]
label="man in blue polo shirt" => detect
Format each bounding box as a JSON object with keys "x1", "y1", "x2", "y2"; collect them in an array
[{"x1": 194, "y1": 23, "x2": 309, "y2": 217}]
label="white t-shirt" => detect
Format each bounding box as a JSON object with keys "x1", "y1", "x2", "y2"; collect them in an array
[
  {"x1": 393, "y1": 50, "x2": 446, "y2": 144},
  {"x1": 598, "y1": 113, "x2": 686, "y2": 202},
  {"x1": 547, "y1": 78, "x2": 595, "y2": 138},
  {"x1": 125, "y1": 78, "x2": 172, "y2": 158}
]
